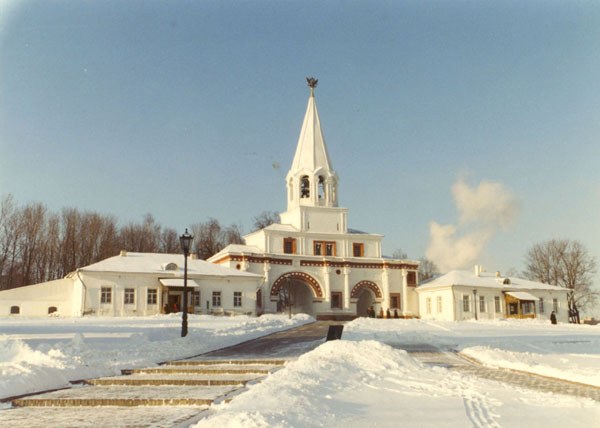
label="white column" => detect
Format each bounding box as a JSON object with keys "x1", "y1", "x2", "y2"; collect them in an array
[
  {"x1": 343, "y1": 267, "x2": 351, "y2": 309},
  {"x1": 401, "y1": 269, "x2": 409, "y2": 316},
  {"x1": 382, "y1": 267, "x2": 390, "y2": 312}
]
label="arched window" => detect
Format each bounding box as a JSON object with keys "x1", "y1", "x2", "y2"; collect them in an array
[
  {"x1": 48, "y1": 306, "x2": 58, "y2": 314},
  {"x1": 318, "y1": 176, "x2": 325, "y2": 199},
  {"x1": 10, "y1": 306, "x2": 20, "y2": 315},
  {"x1": 300, "y1": 176, "x2": 310, "y2": 198}
]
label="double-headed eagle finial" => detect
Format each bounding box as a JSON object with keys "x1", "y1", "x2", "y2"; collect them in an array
[{"x1": 306, "y1": 77, "x2": 318, "y2": 89}]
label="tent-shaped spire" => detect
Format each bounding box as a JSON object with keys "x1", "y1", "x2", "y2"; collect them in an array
[
  {"x1": 289, "y1": 77, "x2": 334, "y2": 173},
  {"x1": 285, "y1": 78, "x2": 339, "y2": 210}
]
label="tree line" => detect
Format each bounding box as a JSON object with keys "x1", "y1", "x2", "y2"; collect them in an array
[{"x1": 0, "y1": 194, "x2": 279, "y2": 290}]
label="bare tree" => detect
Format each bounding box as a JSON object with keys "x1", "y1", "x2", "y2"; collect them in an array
[
  {"x1": 252, "y1": 211, "x2": 280, "y2": 231},
  {"x1": 159, "y1": 228, "x2": 180, "y2": 253},
  {"x1": 191, "y1": 218, "x2": 244, "y2": 260},
  {"x1": 523, "y1": 239, "x2": 598, "y2": 322},
  {"x1": 278, "y1": 279, "x2": 298, "y2": 319},
  {"x1": 418, "y1": 257, "x2": 439, "y2": 282},
  {"x1": 391, "y1": 248, "x2": 408, "y2": 259}
]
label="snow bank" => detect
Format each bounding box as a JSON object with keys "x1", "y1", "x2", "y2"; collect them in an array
[
  {"x1": 0, "y1": 313, "x2": 312, "y2": 400},
  {"x1": 195, "y1": 339, "x2": 600, "y2": 428}
]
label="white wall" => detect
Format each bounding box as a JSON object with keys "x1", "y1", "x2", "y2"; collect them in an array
[{"x1": 0, "y1": 278, "x2": 79, "y2": 317}]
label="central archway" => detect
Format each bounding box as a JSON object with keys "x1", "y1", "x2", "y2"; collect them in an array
[
  {"x1": 271, "y1": 272, "x2": 323, "y2": 317},
  {"x1": 356, "y1": 288, "x2": 376, "y2": 317}
]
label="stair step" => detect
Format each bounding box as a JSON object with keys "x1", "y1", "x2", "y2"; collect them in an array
[
  {"x1": 12, "y1": 385, "x2": 235, "y2": 408},
  {"x1": 133, "y1": 366, "x2": 271, "y2": 375},
  {"x1": 167, "y1": 358, "x2": 287, "y2": 366}
]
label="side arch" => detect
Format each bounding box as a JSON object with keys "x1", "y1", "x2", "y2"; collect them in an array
[
  {"x1": 350, "y1": 280, "x2": 382, "y2": 299},
  {"x1": 270, "y1": 272, "x2": 324, "y2": 299}
]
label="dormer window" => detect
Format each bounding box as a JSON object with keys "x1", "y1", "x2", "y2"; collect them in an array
[
  {"x1": 164, "y1": 262, "x2": 178, "y2": 271},
  {"x1": 300, "y1": 176, "x2": 310, "y2": 198}
]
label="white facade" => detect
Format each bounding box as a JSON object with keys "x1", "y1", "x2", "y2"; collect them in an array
[
  {"x1": 416, "y1": 268, "x2": 569, "y2": 322},
  {"x1": 0, "y1": 252, "x2": 263, "y2": 317},
  {"x1": 209, "y1": 80, "x2": 419, "y2": 320}
]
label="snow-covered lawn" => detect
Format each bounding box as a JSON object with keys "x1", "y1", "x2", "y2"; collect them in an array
[
  {"x1": 2, "y1": 315, "x2": 600, "y2": 426},
  {"x1": 197, "y1": 318, "x2": 600, "y2": 427},
  {"x1": 0, "y1": 313, "x2": 311, "y2": 400}
]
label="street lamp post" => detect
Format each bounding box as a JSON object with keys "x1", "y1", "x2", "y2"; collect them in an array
[
  {"x1": 179, "y1": 228, "x2": 194, "y2": 337},
  {"x1": 472, "y1": 289, "x2": 478, "y2": 321}
]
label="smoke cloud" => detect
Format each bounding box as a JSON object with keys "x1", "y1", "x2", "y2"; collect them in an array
[{"x1": 425, "y1": 177, "x2": 520, "y2": 272}]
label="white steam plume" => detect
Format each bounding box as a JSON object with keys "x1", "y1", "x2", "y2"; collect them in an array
[{"x1": 426, "y1": 177, "x2": 519, "y2": 272}]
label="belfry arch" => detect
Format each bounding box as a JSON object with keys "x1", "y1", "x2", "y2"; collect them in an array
[
  {"x1": 351, "y1": 281, "x2": 383, "y2": 318},
  {"x1": 350, "y1": 280, "x2": 383, "y2": 299}
]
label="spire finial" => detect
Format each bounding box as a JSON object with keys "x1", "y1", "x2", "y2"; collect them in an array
[{"x1": 306, "y1": 77, "x2": 318, "y2": 97}]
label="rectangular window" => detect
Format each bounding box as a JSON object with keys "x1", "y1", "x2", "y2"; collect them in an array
[
  {"x1": 314, "y1": 241, "x2": 336, "y2": 256},
  {"x1": 407, "y1": 271, "x2": 417, "y2": 286},
  {"x1": 436, "y1": 296, "x2": 442, "y2": 313},
  {"x1": 494, "y1": 296, "x2": 501, "y2": 313},
  {"x1": 124, "y1": 288, "x2": 135, "y2": 305},
  {"x1": 212, "y1": 291, "x2": 222, "y2": 307},
  {"x1": 193, "y1": 291, "x2": 201, "y2": 307},
  {"x1": 283, "y1": 237, "x2": 296, "y2": 254},
  {"x1": 389, "y1": 293, "x2": 401, "y2": 310},
  {"x1": 479, "y1": 296, "x2": 485, "y2": 313},
  {"x1": 426, "y1": 297, "x2": 432, "y2": 314},
  {"x1": 147, "y1": 288, "x2": 157, "y2": 305},
  {"x1": 101, "y1": 287, "x2": 112, "y2": 304},
  {"x1": 462, "y1": 295, "x2": 470, "y2": 312},
  {"x1": 233, "y1": 291, "x2": 242, "y2": 307},
  {"x1": 331, "y1": 292, "x2": 342, "y2": 309},
  {"x1": 539, "y1": 298, "x2": 545, "y2": 314},
  {"x1": 553, "y1": 298, "x2": 558, "y2": 312},
  {"x1": 353, "y1": 243, "x2": 364, "y2": 257}
]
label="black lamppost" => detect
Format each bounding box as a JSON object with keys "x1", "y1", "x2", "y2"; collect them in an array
[
  {"x1": 472, "y1": 289, "x2": 478, "y2": 321},
  {"x1": 179, "y1": 228, "x2": 194, "y2": 337}
]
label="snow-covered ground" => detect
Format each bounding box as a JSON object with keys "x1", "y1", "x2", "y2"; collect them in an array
[
  {"x1": 197, "y1": 318, "x2": 600, "y2": 427},
  {"x1": 2, "y1": 315, "x2": 600, "y2": 426},
  {"x1": 0, "y1": 313, "x2": 311, "y2": 400}
]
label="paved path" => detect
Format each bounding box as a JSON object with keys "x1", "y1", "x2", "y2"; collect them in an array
[{"x1": 398, "y1": 345, "x2": 600, "y2": 402}]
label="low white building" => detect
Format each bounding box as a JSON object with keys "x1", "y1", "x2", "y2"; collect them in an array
[
  {"x1": 415, "y1": 267, "x2": 569, "y2": 322},
  {"x1": 0, "y1": 251, "x2": 263, "y2": 317}
]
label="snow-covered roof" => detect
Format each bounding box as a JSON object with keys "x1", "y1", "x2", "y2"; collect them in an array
[
  {"x1": 208, "y1": 244, "x2": 265, "y2": 262},
  {"x1": 79, "y1": 252, "x2": 261, "y2": 278},
  {"x1": 417, "y1": 270, "x2": 565, "y2": 292}
]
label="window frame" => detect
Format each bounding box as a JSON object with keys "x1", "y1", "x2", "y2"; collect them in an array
[
  {"x1": 192, "y1": 291, "x2": 201, "y2": 307},
  {"x1": 479, "y1": 295, "x2": 486, "y2": 313},
  {"x1": 212, "y1": 291, "x2": 222, "y2": 307},
  {"x1": 539, "y1": 297, "x2": 544, "y2": 314},
  {"x1": 233, "y1": 291, "x2": 242, "y2": 307},
  {"x1": 124, "y1": 288, "x2": 135, "y2": 305},
  {"x1": 101, "y1": 287, "x2": 112, "y2": 304},
  {"x1": 352, "y1": 243, "x2": 364, "y2": 257},
  {"x1": 330, "y1": 291, "x2": 342, "y2": 309},
  {"x1": 462, "y1": 295, "x2": 470, "y2": 312},
  {"x1": 389, "y1": 293, "x2": 401, "y2": 310},
  {"x1": 553, "y1": 298, "x2": 558, "y2": 312},
  {"x1": 147, "y1": 288, "x2": 158, "y2": 305},
  {"x1": 494, "y1": 296, "x2": 501, "y2": 313},
  {"x1": 313, "y1": 240, "x2": 336, "y2": 256},
  {"x1": 283, "y1": 237, "x2": 297, "y2": 254},
  {"x1": 436, "y1": 296, "x2": 442, "y2": 313},
  {"x1": 426, "y1": 297, "x2": 432, "y2": 314}
]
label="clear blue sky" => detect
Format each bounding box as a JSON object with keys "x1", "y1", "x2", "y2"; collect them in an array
[{"x1": 1, "y1": 1, "x2": 599, "y2": 283}]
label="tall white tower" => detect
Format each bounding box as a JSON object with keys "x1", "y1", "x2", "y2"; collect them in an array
[{"x1": 280, "y1": 78, "x2": 347, "y2": 234}]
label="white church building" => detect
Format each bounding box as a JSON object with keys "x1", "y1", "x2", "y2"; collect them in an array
[{"x1": 208, "y1": 78, "x2": 420, "y2": 320}]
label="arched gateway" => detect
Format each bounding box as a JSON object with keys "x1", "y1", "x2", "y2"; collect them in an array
[
  {"x1": 351, "y1": 281, "x2": 383, "y2": 317},
  {"x1": 270, "y1": 272, "x2": 323, "y2": 316}
]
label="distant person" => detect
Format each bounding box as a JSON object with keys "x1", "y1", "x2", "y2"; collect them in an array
[
  {"x1": 163, "y1": 303, "x2": 169, "y2": 314},
  {"x1": 386, "y1": 309, "x2": 391, "y2": 319},
  {"x1": 367, "y1": 306, "x2": 375, "y2": 318},
  {"x1": 394, "y1": 309, "x2": 399, "y2": 318},
  {"x1": 173, "y1": 302, "x2": 179, "y2": 313},
  {"x1": 550, "y1": 311, "x2": 557, "y2": 325}
]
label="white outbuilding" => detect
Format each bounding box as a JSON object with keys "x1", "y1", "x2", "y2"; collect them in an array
[
  {"x1": 0, "y1": 251, "x2": 263, "y2": 317},
  {"x1": 415, "y1": 266, "x2": 569, "y2": 322}
]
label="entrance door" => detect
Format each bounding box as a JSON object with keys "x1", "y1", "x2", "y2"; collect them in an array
[
  {"x1": 168, "y1": 294, "x2": 181, "y2": 313},
  {"x1": 356, "y1": 289, "x2": 375, "y2": 317}
]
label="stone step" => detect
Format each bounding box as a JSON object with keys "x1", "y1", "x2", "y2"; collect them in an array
[
  {"x1": 167, "y1": 358, "x2": 287, "y2": 366},
  {"x1": 132, "y1": 365, "x2": 273, "y2": 375},
  {"x1": 0, "y1": 406, "x2": 207, "y2": 428},
  {"x1": 12, "y1": 385, "x2": 235, "y2": 408},
  {"x1": 86, "y1": 372, "x2": 260, "y2": 386}
]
